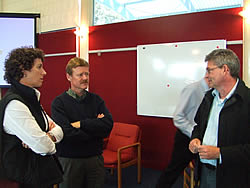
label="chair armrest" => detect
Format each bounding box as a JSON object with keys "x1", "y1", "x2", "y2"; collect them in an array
[
  {"x1": 117, "y1": 142, "x2": 141, "y2": 165},
  {"x1": 117, "y1": 142, "x2": 141, "y2": 153},
  {"x1": 117, "y1": 142, "x2": 141, "y2": 158}
]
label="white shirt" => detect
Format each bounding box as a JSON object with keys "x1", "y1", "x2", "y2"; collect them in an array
[
  {"x1": 173, "y1": 79, "x2": 209, "y2": 138},
  {"x1": 3, "y1": 88, "x2": 63, "y2": 155}
]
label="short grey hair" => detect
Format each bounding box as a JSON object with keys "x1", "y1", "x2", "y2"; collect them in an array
[{"x1": 205, "y1": 49, "x2": 240, "y2": 78}]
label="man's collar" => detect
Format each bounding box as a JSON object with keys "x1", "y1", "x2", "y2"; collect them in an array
[
  {"x1": 67, "y1": 88, "x2": 86, "y2": 100},
  {"x1": 212, "y1": 78, "x2": 239, "y2": 100}
]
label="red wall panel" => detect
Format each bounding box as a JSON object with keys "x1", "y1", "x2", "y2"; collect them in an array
[
  {"x1": 38, "y1": 28, "x2": 76, "y2": 54},
  {"x1": 89, "y1": 8, "x2": 243, "y2": 170},
  {"x1": 89, "y1": 51, "x2": 137, "y2": 122}
]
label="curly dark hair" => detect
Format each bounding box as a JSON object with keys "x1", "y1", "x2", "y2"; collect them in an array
[{"x1": 4, "y1": 47, "x2": 45, "y2": 84}]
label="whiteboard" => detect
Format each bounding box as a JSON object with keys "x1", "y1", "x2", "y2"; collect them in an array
[{"x1": 137, "y1": 40, "x2": 226, "y2": 118}]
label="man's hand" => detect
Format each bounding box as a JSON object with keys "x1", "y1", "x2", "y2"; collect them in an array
[
  {"x1": 189, "y1": 138, "x2": 201, "y2": 153},
  {"x1": 71, "y1": 121, "x2": 80, "y2": 128},
  {"x1": 48, "y1": 120, "x2": 56, "y2": 131},
  {"x1": 46, "y1": 132, "x2": 56, "y2": 142},
  {"x1": 22, "y1": 142, "x2": 30, "y2": 149},
  {"x1": 197, "y1": 145, "x2": 220, "y2": 159}
]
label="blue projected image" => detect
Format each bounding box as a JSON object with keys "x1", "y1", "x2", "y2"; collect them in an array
[{"x1": 0, "y1": 17, "x2": 35, "y2": 87}]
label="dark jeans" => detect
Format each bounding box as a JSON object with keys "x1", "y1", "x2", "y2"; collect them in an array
[
  {"x1": 199, "y1": 164, "x2": 216, "y2": 188},
  {"x1": 59, "y1": 155, "x2": 105, "y2": 188},
  {"x1": 156, "y1": 130, "x2": 195, "y2": 188}
]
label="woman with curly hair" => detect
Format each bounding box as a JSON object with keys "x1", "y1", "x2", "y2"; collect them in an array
[{"x1": 0, "y1": 47, "x2": 63, "y2": 188}]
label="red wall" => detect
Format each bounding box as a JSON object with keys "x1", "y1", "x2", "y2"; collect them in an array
[{"x1": 88, "y1": 8, "x2": 243, "y2": 170}]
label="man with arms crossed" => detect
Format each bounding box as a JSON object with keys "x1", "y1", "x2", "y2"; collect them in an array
[{"x1": 51, "y1": 57, "x2": 113, "y2": 188}]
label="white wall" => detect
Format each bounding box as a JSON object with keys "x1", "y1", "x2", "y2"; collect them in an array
[
  {"x1": 1, "y1": 0, "x2": 79, "y2": 32},
  {"x1": 0, "y1": 0, "x2": 2, "y2": 11}
]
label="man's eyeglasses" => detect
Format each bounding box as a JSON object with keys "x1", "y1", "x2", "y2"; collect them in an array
[{"x1": 206, "y1": 66, "x2": 220, "y2": 74}]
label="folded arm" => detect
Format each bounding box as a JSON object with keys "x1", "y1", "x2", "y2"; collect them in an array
[
  {"x1": 3, "y1": 100, "x2": 59, "y2": 155},
  {"x1": 51, "y1": 98, "x2": 92, "y2": 141}
]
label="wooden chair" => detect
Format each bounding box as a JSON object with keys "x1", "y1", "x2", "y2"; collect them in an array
[
  {"x1": 183, "y1": 161, "x2": 195, "y2": 188},
  {"x1": 102, "y1": 122, "x2": 141, "y2": 188}
]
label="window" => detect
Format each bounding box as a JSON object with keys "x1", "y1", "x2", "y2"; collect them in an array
[{"x1": 94, "y1": 0, "x2": 243, "y2": 25}]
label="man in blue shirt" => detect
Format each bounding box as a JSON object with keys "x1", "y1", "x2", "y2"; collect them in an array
[{"x1": 189, "y1": 49, "x2": 250, "y2": 188}]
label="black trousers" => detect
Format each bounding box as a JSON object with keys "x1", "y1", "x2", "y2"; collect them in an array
[
  {"x1": 156, "y1": 129, "x2": 195, "y2": 188},
  {"x1": 58, "y1": 155, "x2": 105, "y2": 188},
  {"x1": 199, "y1": 164, "x2": 216, "y2": 188}
]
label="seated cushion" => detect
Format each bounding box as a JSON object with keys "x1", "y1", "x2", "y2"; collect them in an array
[{"x1": 106, "y1": 123, "x2": 139, "y2": 155}]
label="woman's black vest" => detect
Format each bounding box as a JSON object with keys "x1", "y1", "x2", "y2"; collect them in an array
[{"x1": 0, "y1": 81, "x2": 63, "y2": 186}]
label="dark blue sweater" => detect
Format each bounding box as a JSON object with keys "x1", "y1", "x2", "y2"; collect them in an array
[{"x1": 51, "y1": 91, "x2": 113, "y2": 158}]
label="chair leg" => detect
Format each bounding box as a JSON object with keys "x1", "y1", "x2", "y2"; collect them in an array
[
  {"x1": 190, "y1": 167, "x2": 194, "y2": 188},
  {"x1": 183, "y1": 162, "x2": 195, "y2": 188},
  {"x1": 183, "y1": 168, "x2": 190, "y2": 188},
  {"x1": 118, "y1": 164, "x2": 122, "y2": 188},
  {"x1": 110, "y1": 168, "x2": 114, "y2": 175},
  {"x1": 137, "y1": 144, "x2": 142, "y2": 184},
  {"x1": 137, "y1": 162, "x2": 141, "y2": 184}
]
